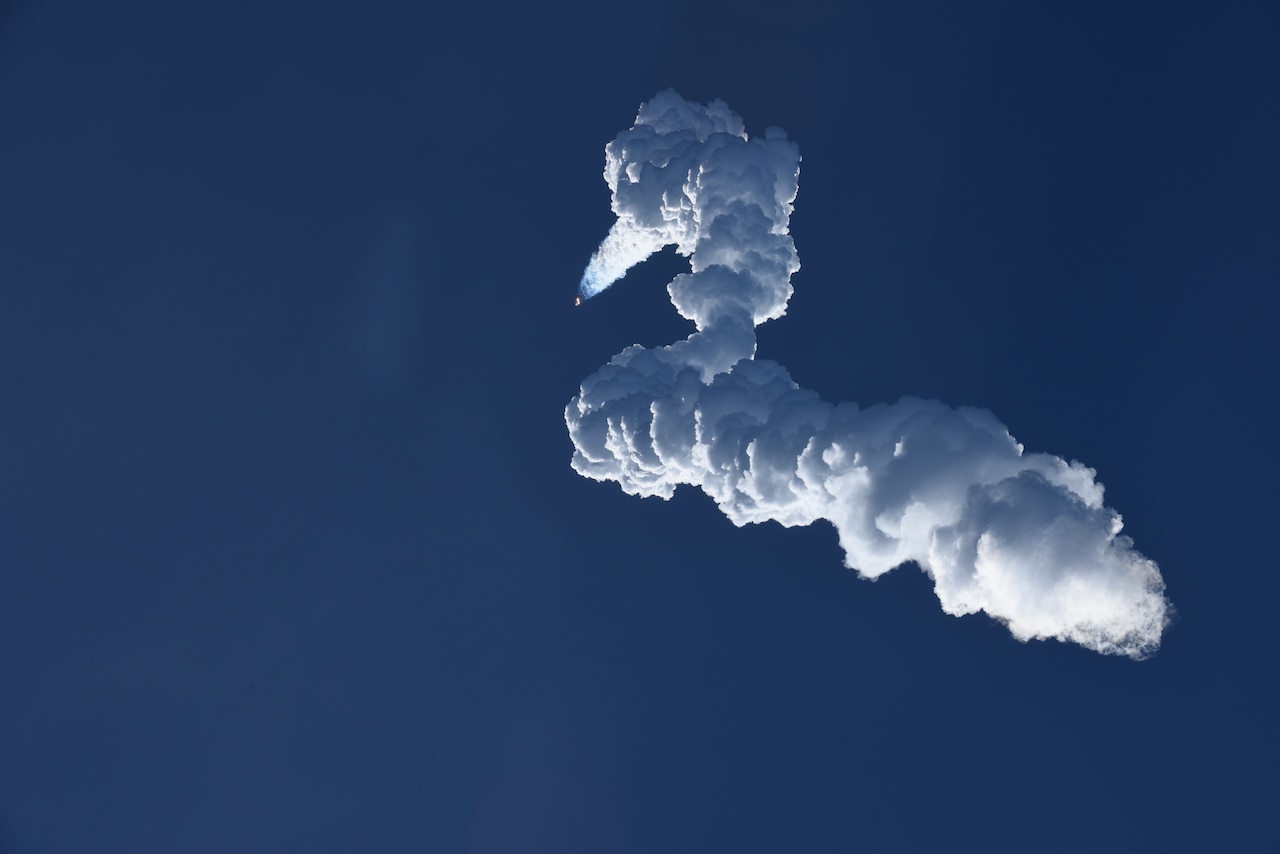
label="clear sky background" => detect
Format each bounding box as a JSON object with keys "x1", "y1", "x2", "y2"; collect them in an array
[{"x1": 1, "y1": 1, "x2": 1277, "y2": 851}]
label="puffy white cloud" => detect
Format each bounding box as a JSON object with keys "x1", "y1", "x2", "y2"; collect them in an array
[{"x1": 566, "y1": 92, "x2": 1171, "y2": 659}]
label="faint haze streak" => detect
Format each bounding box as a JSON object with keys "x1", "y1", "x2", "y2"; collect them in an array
[{"x1": 566, "y1": 91, "x2": 1171, "y2": 658}]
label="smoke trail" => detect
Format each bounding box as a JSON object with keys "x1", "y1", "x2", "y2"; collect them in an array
[{"x1": 566, "y1": 91, "x2": 1171, "y2": 658}]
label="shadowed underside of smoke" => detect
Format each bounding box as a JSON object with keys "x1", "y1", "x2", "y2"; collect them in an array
[{"x1": 565, "y1": 91, "x2": 1170, "y2": 658}]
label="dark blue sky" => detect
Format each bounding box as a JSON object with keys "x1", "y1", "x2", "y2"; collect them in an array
[{"x1": 2, "y1": 1, "x2": 1277, "y2": 851}]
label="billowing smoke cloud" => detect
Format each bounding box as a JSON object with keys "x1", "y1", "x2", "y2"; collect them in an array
[{"x1": 566, "y1": 91, "x2": 1171, "y2": 658}]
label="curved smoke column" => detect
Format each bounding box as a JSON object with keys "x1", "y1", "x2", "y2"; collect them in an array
[{"x1": 566, "y1": 91, "x2": 1171, "y2": 658}]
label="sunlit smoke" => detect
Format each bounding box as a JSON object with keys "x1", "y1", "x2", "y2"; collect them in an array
[
  {"x1": 565, "y1": 91, "x2": 1171, "y2": 658},
  {"x1": 579, "y1": 222, "x2": 670, "y2": 299}
]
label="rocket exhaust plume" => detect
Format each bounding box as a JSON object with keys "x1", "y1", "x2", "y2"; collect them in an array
[{"x1": 565, "y1": 91, "x2": 1171, "y2": 658}]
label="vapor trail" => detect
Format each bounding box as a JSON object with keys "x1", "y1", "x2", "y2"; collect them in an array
[{"x1": 566, "y1": 91, "x2": 1171, "y2": 658}]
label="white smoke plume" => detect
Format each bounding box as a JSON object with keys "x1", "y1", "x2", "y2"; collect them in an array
[{"x1": 566, "y1": 91, "x2": 1171, "y2": 659}]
